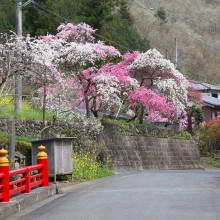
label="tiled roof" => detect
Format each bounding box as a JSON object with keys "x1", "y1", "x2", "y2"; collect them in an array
[
  {"x1": 191, "y1": 81, "x2": 220, "y2": 91},
  {"x1": 202, "y1": 94, "x2": 220, "y2": 107}
]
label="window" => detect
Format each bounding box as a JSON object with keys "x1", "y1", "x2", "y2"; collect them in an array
[{"x1": 212, "y1": 93, "x2": 218, "y2": 98}]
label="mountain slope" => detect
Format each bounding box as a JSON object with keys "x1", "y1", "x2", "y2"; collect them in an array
[{"x1": 129, "y1": 0, "x2": 220, "y2": 84}]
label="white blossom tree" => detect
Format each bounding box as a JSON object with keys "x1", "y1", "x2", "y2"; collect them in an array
[
  {"x1": 128, "y1": 49, "x2": 189, "y2": 123},
  {"x1": 0, "y1": 33, "x2": 30, "y2": 108}
]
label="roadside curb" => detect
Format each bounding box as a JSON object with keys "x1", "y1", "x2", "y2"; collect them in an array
[
  {"x1": 1, "y1": 176, "x2": 117, "y2": 220},
  {"x1": 0, "y1": 185, "x2": 56, "y2": 220}
]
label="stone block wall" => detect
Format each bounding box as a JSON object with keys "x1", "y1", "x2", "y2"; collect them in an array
[
  {"x1": 102, "y1": 124, "x2": 203, "y2": 170},
  {"x1": 0, "y1": 118, "x2": 76, "y2": 139},
  {"x1": 0, "y1": 118, "x2": 203, "y2": 170}
]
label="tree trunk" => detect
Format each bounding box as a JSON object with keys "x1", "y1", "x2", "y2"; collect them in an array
[
  {"x1": 42, "y1": 86, "x2": 46, "y2": 139},
  {"x1": 126, "y1": 114, "x2": 137, "y2": 122},
  {"x1": 84, "y1": 92, "x2": 90, "y2": 118},
  {"x1": 14, "y1": 72, "x2": 22, "y2": 114},
  {"x1": 91, "y1": 109, "x2": 98, "y2": 117},
  {"x1": 187, "y1": 107, "x2": 193, "y2": 135},
  {"x1": 138, "y1": 106, "x2": 144, "y2": 124},
  {"x1": 91, "y1": 97, "x2": 98, "y2": 117}
]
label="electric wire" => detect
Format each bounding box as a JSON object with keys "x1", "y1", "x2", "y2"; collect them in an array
[{"x1": 26, "y1": 0, "x2": 220, "y2": 85}]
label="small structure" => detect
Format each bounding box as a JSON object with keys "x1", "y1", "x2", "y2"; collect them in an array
[
  {"x1": 14, "y1": 151, "x2": 26, "y2": 168},
  {"x1": 31, "y1": 137, "x2": 76, "y2": 182},
  {"x1": 192, "y1": 81, "x2": 220, "y2": 122}
]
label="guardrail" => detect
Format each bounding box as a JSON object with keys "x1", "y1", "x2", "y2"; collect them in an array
[{"x1": 0, "y1": 145, "x2": 49, "y2": 203}]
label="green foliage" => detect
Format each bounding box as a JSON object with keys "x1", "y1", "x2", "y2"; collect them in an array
[
  {"x1": 155, "y1": 7, "x2": 167, "y2": 22},
  {"x1": 201, "y1": 156, "x2": 220, "y2": 168},
  {"x1": 0, "y1": 131, "x2": 32, "y2": 151},
  {"x1": 0, "y1": 131, "x2": 34, "y2": 165},
  {"x1": 23, "y1": 0, "x2": 60, "y2": 36},
  {"x1": 0, "y1": 132, "x2": 9, "y2": 148},
  {"x1": 0, "y1": 0, "x2": 150, "y2": 54},
  {"x1": 101, "y1": 15, "x2": 150, "y2": 53},
  {"x1": 72, "y1": 150, "x2": 113, "y2": 180},
  {"x1": 175, "y1": 131, "x2": 192, "y2": 140},
  {"x1": 118, "y1": 0, "x2": 133, "y2": 25},
  {"x1": 0, "y1": 0, "x2": 16, "y2": 33},
  {"x1": 0, "y1": 97, "x2": 53, "y2": 120},
  {"x1": 192, "y1": 105, "x2": 204, "y2": 127},
  {"x1": 77, "y1": 0, "x2": 119, "y2": 30},
  {"x1": 199, "y1": 118, "x2": 220, "y2": 155},
  {"x1": 101, "y1": 117, "x2": 149, "y2": 125}
]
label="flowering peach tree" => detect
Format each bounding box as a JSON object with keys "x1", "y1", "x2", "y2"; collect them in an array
[
  {"x1": 127, "y1": 49, "x2": 190, "y2": 124},
  {"x1": 3, "y1": 21, "x2": 194, "y2": 130}
]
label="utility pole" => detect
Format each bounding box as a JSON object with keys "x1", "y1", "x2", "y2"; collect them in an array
[
  {"x1": 15, "y1": 0, "x2": 23, "y2": 114},
  {"x1": 175, "y1": 38, "x2": 178, "y2": 123},
  {"x1": 165, "y1": 49, "x2": 168, "y2": 59}
]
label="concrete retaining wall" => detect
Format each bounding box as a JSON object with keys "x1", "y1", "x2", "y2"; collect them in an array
[{"x1": 102, "y1": 124, "x2": 202, "y2": 170}]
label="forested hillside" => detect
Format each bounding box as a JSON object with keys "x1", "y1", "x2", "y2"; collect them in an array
[
  {"x1": 0, "y1": 0, "x2": 149, "y2": 53},
  {"x1": 1, "y1": 0, "x2": 220, "y2": 83},
  {"x1": 129, "y1": 0, "x2": 220, "y2": 83}
]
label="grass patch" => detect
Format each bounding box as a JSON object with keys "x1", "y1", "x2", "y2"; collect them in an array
[
  {"x1": 0, "y1": 98, "x2": 54, "y2": 120},
  {"x1": 0, "y1": 131, "x2": 34, "y2": 143},
  {"x1": 96, "y1": 164, "x2": 114, "y2": 179},
  {"x1": 201, "y1": 156, "x2": 220, "y2": 168},
  {"x1": 101, "y1": 117, "x2": 149, "y2": 125}
]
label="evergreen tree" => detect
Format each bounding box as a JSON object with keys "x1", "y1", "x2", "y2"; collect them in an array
[
  {"x1": 118, "y1": 0, "x2": 133, "y2": 25},
  {"x1": 23, "y1": 0, "x2": 61, "y2": 36},
  {"x1": 77, "y1": 0, "x2": 119, "y2": 30},
  {"x1": 0, "y1": 0, "x2": 16, "y2": 33},
  {"x1": 155, "y1": 7, "x2": 167, "y2": 22}
]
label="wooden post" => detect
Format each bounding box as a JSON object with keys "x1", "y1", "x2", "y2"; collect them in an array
[
  {"x1": 0, "y1": 149, "x2": 9, "y2": 202},
  {"x1": 8, "y1": 116, "x2": 16, "y2": 169},
  {"x1": 37, "y1": 145, "x2": 49, "y2": 187}
]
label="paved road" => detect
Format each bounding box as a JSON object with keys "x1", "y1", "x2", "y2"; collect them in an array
[{"x1": 8, "y1": 169, "x2": 220, "y2": 220}]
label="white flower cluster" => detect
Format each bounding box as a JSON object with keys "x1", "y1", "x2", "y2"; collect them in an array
[
  {"x1": 155, "y1": 78, "x2": 188, "y2": 110},
  {"x1": 93, "y1": 74, "x2": 122, "y2": 109},
  {"x1": 57, "y1": 112, "x2": 103, "y2": 138},
  {"x1": 128, "y1": 48, "x2": 189, "y2": 110}
]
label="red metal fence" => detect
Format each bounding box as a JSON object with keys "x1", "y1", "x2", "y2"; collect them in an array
[{"x1": 0, "y1": 145, "x2": 49, "y2": 203}]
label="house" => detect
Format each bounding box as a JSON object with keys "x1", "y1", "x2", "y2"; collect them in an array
[{"x1": 192, "y1": 81, "x2": 220, "y2": 123}]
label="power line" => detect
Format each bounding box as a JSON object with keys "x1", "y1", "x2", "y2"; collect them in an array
[
  {"x1": 133, "y1": 0, "x2": 220, "y2": 85},
  {"x1": 29, "y1": 1, "x2": 137, "y2": 52},
  {"x1": 27, "y1": 0, "x2": 220, "y2": 85},
  {"x1": 133, "y1": 0, "x2": 220, "y2": 51}
]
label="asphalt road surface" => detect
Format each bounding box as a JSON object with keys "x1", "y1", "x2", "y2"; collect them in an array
[{"x1": 8, "y1": 169, "x2": 220, "y2": 220}]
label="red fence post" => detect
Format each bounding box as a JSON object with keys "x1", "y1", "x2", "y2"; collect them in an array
[
  {"x1": 0, "y1": 148, "x2": 9, "y2": 202},
  {"x1": 24, "y1": 167, "x2": 30, "y2": 193},
  {"x1": 37, "y1": 145, "x2": 49, "y2": 187}
]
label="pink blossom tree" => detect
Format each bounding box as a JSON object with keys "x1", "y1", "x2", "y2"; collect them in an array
[
  {"x1": 85, "y1": 52, "x2": 140, "y2": 117},
  {"x1": 38, "y1": 23, "x2": 121, "y2": 118},
  {"x1": 128, "y1": 87, "x2": 175, "y2": 123},
  {"x1": 127, "y1": 49, "x2": 189, "y2": 124}
]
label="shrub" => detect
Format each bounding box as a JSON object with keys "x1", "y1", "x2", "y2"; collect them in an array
[
  {"x1": 0, "y1": 132, "x2": 33, "y2": 165},
  {"x1": 72, "y1": 150, "x2": 113, "y2": 181},
  {"x1": 57, "y1": 112, "x2": 103, "y2": 154},
  {"x1": 199, "y1": 118, "x2": 220, "y2": 155}
]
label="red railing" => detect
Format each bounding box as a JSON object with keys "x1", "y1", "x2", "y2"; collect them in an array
[{"x1": 0, "y1": 145, "x2": 49, "y2": 203}]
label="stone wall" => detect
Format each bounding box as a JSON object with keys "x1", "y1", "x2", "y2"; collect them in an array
[
  {"x1": 102, "y1": 123, "x2": 203, "y2": 170},
  {"x1": 0, "y1": 118, "x2": 203, "y2": 170},
  {"x1": 0, "y1": 118, "x2": 76, "y2": 139}
]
